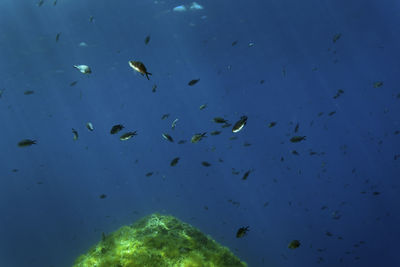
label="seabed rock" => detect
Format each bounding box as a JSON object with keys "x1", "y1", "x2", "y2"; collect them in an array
[{"x1": 73, "y1": 213, "x2": 247, "y2": 267}]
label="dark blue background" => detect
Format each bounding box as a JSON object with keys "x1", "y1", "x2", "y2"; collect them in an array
[{"x1": 0, "y1": 0, "x2": 399, "y2": 266}]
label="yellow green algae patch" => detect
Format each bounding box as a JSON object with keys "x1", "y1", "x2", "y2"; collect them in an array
[{"x1": 73, "y1": 213, "x2": 247, "y2": 267}]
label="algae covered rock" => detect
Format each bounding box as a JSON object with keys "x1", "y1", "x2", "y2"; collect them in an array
[{"x1": 73, "y1": 213, "x2": 247, "y2": 267}]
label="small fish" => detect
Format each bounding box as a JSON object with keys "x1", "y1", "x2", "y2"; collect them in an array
[
  {"x1": 291, "y1": 150, "x2": 300, "y2": 155},
  {"x1": 232, "y1": 168, "x2": 240, "y2": 175},
  {"x1": 242, "y1": 169, "x2": 252, "y2": 180},
  {"x1": 290, "y1": 136, "x2": 306, "y2": 143},
  {"x1": 221, "y1": 123, "x2": 232, "y2": 128},
  {"x1": 73, "y1": 65, "x2": 91, "y2": 74},
  {"x1": 188, "y1": 79, "x2": 200, "y2": 86},
  {"x1": 72, "y1": 128, "x2": 78, "y2": 140},
  {"x1": 110, "y1": 124, "x2": 124, "y2": 135},
  {"x1": 173, "y1": 5, "x2": 186, "y2": 12},
  {"x1": 190, "y1": 2, "x2": 203, "y2": 10},
  {"x1": 120, "y1": 131, "x2": 137, "y2": 141},
  {"x1": 99, "y1": 194, "x2": 107, "y2": 199},
  {"x1": 228, "y1": 199, "x2": 240, "y2": 207},
  {"x1": 333, "y1": 89, "x2": 344, "y2": 99},
  {"x1": 213, "y1": 117, "x2": 228, "y2": 124},
  {"x1": 201, "y1": 161, "x2": 211, "y2": 167},
  {"x1": 89, "y1": 16, "x2": 94, "y2": 23},
  {"x1": 232, "y1": 116, "x2": 247, "y2": 133},
  {"x1": 328, "y1": 111, "x2": 336, "y2": 116},
  {"x1": 210, "y1": 131, "x2": 221, "y2": 136},
  {"x1": 331, "y1": 210, "x2": 341, "y2": 220},
  {"x1": 145, "y1": 172, "x2": 154, "y2": 177},
  {"x1": 332, "y1": 33, "x2": 341, "y2": 43},
  {"x1": 161, "y1": 113, "x2": 170, "y2": 120},
  {"x1": 191, "y1": 132, "x2": 207, "y2": 143},
  {"x1": 56, "y1": 32, "x2": 61, "y2": 42},
  {"x1": 69, "y1": 81, "x2": 78, "y2": 86},
  {"x1": 37, "y1": 0, "x2": 44, "y2": 7},
  {"x1": 248, "y1": 42, "x2": 255, "y2": 47},
  {"x1": 236, "y1": 226, "x2": 249, "y2": 238},
  {"x1": 232, "y1": 40, "x2": 238, "y2": 46},
  {"x1": 268, "y1": 121, "x2": 277, "y2": 128},
  {"x1": 53, "y1": 0, "x2": 57, "y2": 5},
  {"x1": 325, "y1": 231, "x2": 333, "y2": 237},
  {"x1": 24, "y1": 90, "x2": 35, "y2": 95},
  {"x1": 171, "y1": 118, "x2": 178, "y2": 130},
  {"x1": 129, "y1": 60, "x2": 152, "y2": 80},
  {"x1": 288, "y1": 240, "x2": 301, "y2": 249},
  {"x1": 373, "y1": 81, "x2": 383, "y2": 88},
  {"x1": 18, "y1": 139, "x2": 36, "y2": 147},
  {"x1": 144, "y1": 35, "x2": 151, "y2": 45},
  {"x1": 177, "y1": 140, "x2": 187, "y2": 144},
  {"x1": 86, "y1": 122, "x2": 94, "y2": 131},
  {"x1": 162, "y1": 133, "x2": 174, "y2": 142},
  {"x1": 294, "y1": 123, "x2": 299, "y2": 133},
  {"x1": 152, "y1": 84, "x2": 157, "y2": 92},
  {"x1": 170, "y1": 157, "x2": 180, "y2": 166},
  {"x1": 199, "y1": 104, "x2": 207, "y2": 110}
]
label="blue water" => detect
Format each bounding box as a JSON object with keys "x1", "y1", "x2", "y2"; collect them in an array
[{"x1": 0, "y1": 0, "x2": 399, "y2": 266}]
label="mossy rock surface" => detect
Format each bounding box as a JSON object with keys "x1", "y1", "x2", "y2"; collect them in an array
[{"x1": 73, "y1": 213, "x2": 247, "y2": 267}]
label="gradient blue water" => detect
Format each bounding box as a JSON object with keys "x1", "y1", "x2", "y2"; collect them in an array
[{"x1": 0, "y1": 0, "x2": 399, "y2": 266}]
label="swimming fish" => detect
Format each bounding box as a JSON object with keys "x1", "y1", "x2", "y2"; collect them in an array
[
  {"x1": 110, "y1": 124, "x2": 124, "y2": 135},
  {"x1": 210, "y1": 131, "x2": 221, "y2": 136},
  {"x1": 18, "y1": 139, "x2": 36, "y2": 147},
  {"x1": 213, "y1": 117, "x2": 228, "y2": 124},
  {"x1": 129, "y1": 60, "x2": 152, "y2": 80},
  {"x1": 290, "y1": 136, "x2": 306, "y2": 143},
  {"x1": 191, "y1": 132, "x2": 207, "y2": 143},
  {"x1": 162, "y1": 133, "x2": 174, "y2": 142},
  {"x1": 170, "y1": 157, "x2": 180, "y2": 166},
  {"x1": 72, "y1": 128, "x2": 79, "y2": 140},
  {"x1": 144, "y1": 35, "x2": 151, "y2": 45},
  {"x1": 56, "y1": 32, "x2": 61, "y2": 42},
  {"x1": 120, "y1": 131, "x2": 137, "y2": 141},
  {"x1": 201, "y1": 161, "x2": 211, "y2": 167},
  {"x1": 232, "y1": 116, "x2": 247, "y2": 133},
  {"x1": 86, "y1": 122, "x2": 94, "y2": 131},
  {"x1": 188, "y1": 79, "x2": 200, "y2": 86},
  {"x1": 236, "y1": 226, "x2": 249, "y2": 238},
  {"x1": 73, "y1": 65, "x2": 91, "y2": 74},
  {"x1": 288, "y1": 240, "x2": 301, "y2": 249},
  {"x1": 171, "y1": 118, "x2": 178, "y2": 130},
  {"x1": 24, "y1": 90, "x2": 35, "y2": 95}
]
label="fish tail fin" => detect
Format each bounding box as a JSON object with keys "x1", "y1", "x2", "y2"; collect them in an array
[{"x1": 146, "y1": 72, "x2": 152, "y2": 80}]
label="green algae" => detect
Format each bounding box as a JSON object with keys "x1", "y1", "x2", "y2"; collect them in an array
[{"x1": 73, "y1": 213, "x2": 247, "y2": 267}]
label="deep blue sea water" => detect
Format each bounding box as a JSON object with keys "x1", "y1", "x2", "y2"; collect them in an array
[{"x1": 0, "y1": 0, "x2": 399, "y2": 266}]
